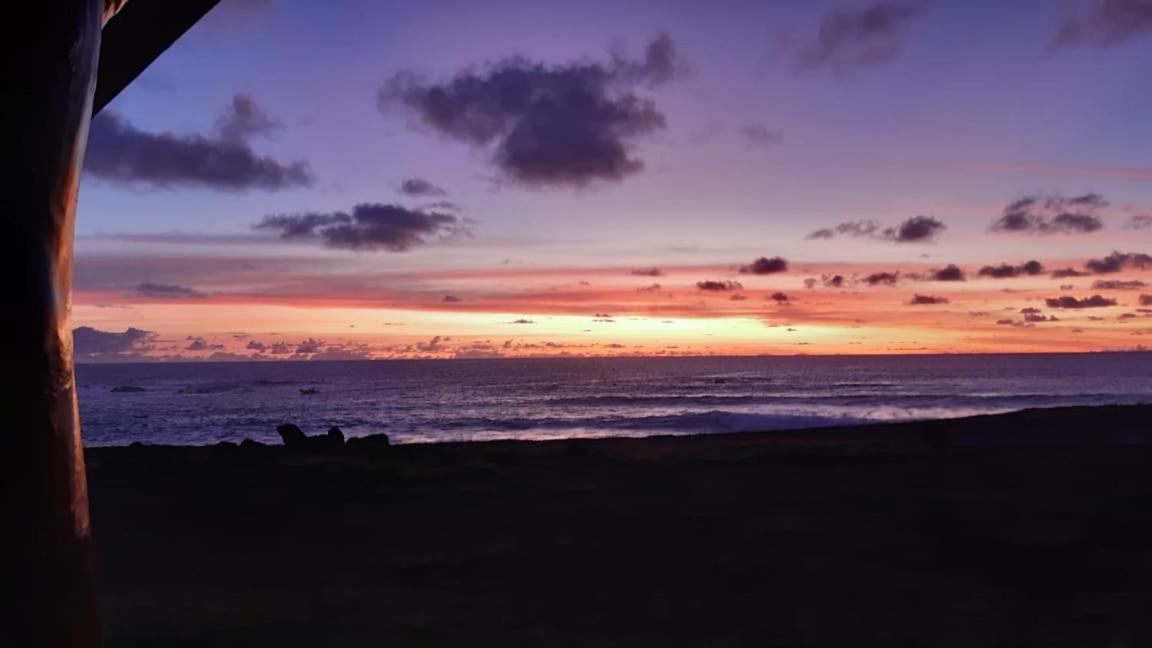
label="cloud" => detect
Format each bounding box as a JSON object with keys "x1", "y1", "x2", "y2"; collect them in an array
[
  {"x1": 909, "y1": 294, "x2": 949, "y2": 305},
  {"x1": 295, "y1": 338, "x2": 323, "y2": 354},
  {"x1": 806, "y1": 215, "x2": 944, "y2": 243},
  {"x1": 73, "y1": 326, "x2": 156, "y2": 358},
  {"x1": 255, "y1": 203, "x2": 461, "y2": 251},
  {"x1": 977, "y1": 260, "x2": 1045, "y2": 279},
  {"x1": 862, "y1": 271, "x2": 900, "y2": 286},
  {"x1": 510, "y1": 318, "x2": 535, "y2": 324},
  {"x1": 1085, "y1": 251, "x2": 1152, "y2": 274},
  {"x1": 1091, "y1": 280, "x2": 1148, "y2": 290},
  {"x1": 789, "y1": 1, "x2": 925, "y2": 73},
  {"x1": 85, "y1": 99, "x2": 312, "y2": 191},
  {"x1": 806, "y1": 220, "x2": 879, "y2": 240},
  {"x1": 1052, "y1": 267, "x2": 1089, "y2": 279},
  {"x1": 769, "y1": 292, "x2": 791, "y2": 303},
  {"x1": 1127, "y1": 215, "x2": 1152, "y2": 230},
  {"x1": 1057, "y1": 0, "x2": 1152, "y2": 47},
  {"x1": 887, "y1": 215, "x2": 946, "y2": 242},
  {"x1": 136, "y1": 282, "x2": 205, "y2": 298},
  {"x1": 215, "y1": 93, "x2": 280, "y2": 143},
  {"x1": 742, "y1": 124, "x2": 783, "y2": 148},
  {"x1": 818, "y1": 274, "x2": 847, "y2": 289},
  {"x1": 186, "y1": 337, "x2": 224, "y2": 352},
  {"x1": 696, "y1": 280, "x2": 743, "y2": 292},
  {"x1": 442, "y1": 294, "x2": 463, "y2": 303},
  {"x1": 631, "y1": 267, "x2": 664, "y2": 277},
  {"x1": 990, "y1": 194, "x2": 1107, "y2": 234},
  {"x1": 738, "y1": 256, "x2": 788, "y2": 274},
  {"x1": 246, "y1": 340, "x2": 267, "y2": 352},
  {"x1": 1045, "y1": 295, "x2": 1118, "y2": 308},
  {"x1": 1141, "y1": 295, "x2": 1152, "y2": 306},
  {"x1": 399, "y1": 177, "x2": 448, "y2": 197},
  {"x1": 929, "y1": 264, "x2": 965, "y2": 281},
  {"x1": 379, "y1": 34, "x2": 682, "y2": 187}
]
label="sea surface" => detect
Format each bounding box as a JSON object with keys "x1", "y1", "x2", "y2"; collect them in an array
[{"x1": 76, "y1": 353, "x2": 1152, "y2": 446}]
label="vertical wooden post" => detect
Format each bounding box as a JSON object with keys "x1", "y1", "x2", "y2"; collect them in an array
[{"x1": 1, "y1": 1, "x2": 105, "y2": 645}]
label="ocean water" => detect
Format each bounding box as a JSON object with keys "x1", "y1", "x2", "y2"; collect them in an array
[{"x1": 75, "y1": 353, "x2": 1152, "y2": 447}]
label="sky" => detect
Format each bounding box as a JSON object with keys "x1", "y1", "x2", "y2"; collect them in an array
[{"x1": 73, "y1": 0, "x2": 1152, "y2": 361}]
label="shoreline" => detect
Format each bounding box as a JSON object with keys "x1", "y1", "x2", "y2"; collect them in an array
[
  {"x1": 86, "y1": 402, "x2": 1152, "y2": 454},
  {"x1": 86, "y1": 403, "x2": 1152, "y2": 646}
]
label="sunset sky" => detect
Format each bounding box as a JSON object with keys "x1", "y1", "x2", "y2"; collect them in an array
[{"x1": 74, "y1": 0, "x2": 1152, "y2": 361}]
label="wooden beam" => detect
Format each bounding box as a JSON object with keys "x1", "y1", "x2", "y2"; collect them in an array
[{"x1": 94, "y1": 0, "x2": 221, "y2": 114}]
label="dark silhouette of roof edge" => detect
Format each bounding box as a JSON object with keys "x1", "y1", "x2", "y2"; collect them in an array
[{"x1": 94, "y1": 0, "x2": 222, "y2": 115}]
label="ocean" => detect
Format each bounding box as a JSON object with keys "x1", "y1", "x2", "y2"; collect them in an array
[{"x1": 75, "y1": 353, "x2": 1152, "y2": 447}]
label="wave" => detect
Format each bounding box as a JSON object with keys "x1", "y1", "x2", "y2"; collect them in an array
[
  {"x1": 541, "y1": 391, "x2": 1139, "y2": 409},
  {"x1": 436, "y1": 410, "x2": 877, "y2": 434}
]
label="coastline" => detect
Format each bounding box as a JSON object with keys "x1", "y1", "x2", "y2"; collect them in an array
[{"x1": 87, "y1": 404, "x2": 1152, "y2": 646}]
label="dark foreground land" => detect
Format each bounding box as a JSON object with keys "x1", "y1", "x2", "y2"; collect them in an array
[{"x1": 87, "y1": 405, "x2": 1152, "y2": 647}]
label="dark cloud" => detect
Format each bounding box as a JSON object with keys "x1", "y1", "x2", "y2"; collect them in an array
[
  {"x1": 729, "y1": 294, "x2": 748, "y2": 301},
  {"x1": 1084, "y1": 251, "x2": 1152, "y2": 274},
  {"x1": 246, "y1": 340, "x2": 267, "y2": 352},
  {"x1": 85, "y1": 101, "x2": 312, "y2": 191},
  {"x1": 790, "y1": 1, "x2": 924, "y2": 72},
  {"x1": 73, "y1": 326, "x2": 156, "y2": 358},
  {"x1": 769, "y1": 292, "x2": 791, "y2": 303},
  {"x1": 1045, "y1": 295, "x2": 1118, "y2": 309},
  {"x1": 1091, "y1": 280, "x2": 1148, "y2": 290},
  {"x1": 215, "y1": 93, "x2": 280, "y2": 143},
  {"x1": 990, "y1": 194, "x2": 1107, "y2": 235},
  {"x1": 696, "y1": 280, "x2": 743, "y2": 292},
  {"x1": 1127, "y1": 215, "x2": 1152, "y2": 230},
  {"x1": 823, "y1": 274, "x2": 846, "y2": 288},
  {"x1": 1052, "y1": 267, "x2": 1089, "y2": 279},
  {"x1": 186, "y1": 337, "x2": 224, "y2": 352},
  {"x1": 862, "y1": 272, "x2": 900, "y2": 286},
  {"x1": 908, "y1": 294, "x2": 949, "y2": 305},
  {"x1": 738, "y1": 256, "x2": 789, "y2": 274},
  {"x1": 510, "y1": 319, "x2": 535, "y2": 324},
  {"x1": 136, "y1": 282, "x2": 205, "y2": 298},
  {"x1": 977, "y1": 260, "x2": 1045, "y2": 279},
  {"x1": 399, "y1": 177, "x2": 448, "y2": 197},
  {"x1": 886, "y1": 215, "x2": 946, "y2": 242},
  {"x1": 296, "y1": 338, "x2": 323, "y2": 355},
  {"x1": 1057, "y1": 0, "x2": 1152, "y2": 47},
  {"x1": 255, "y1": 203, "x2": 461, "y2": 252},
  {"x1": 1141, "y1": 295, "x2": 1152, "y2": 306},
  {"x1": 380, "y1": 34, "x2": 682, "y2": 187},
  {"x1": 929, "y1": 264, "x2": 965, "y2": 282},
  {"x1": 443, "y1": 294, "x2": 463, "y2": 303},
  {"x1": 806, "y1": 220, "x2": 879, "y2": 240},
  {"x1": 631, "y1": 267, "x2": 664, "y2": 277},
  {"x1": 742, "y1": 124, "x2": 783, "y2": 148},
  {"x1": 806, "y1": 216, "x2": 944, "y2": 243}
]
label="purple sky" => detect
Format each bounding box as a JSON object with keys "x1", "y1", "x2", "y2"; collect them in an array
[{"x1": 72, "y1": 0, "x2": 1152, "y2": 360}]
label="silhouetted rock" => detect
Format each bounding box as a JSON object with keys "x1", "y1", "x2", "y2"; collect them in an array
[
  {"x1": 111, "y1": 385, "x2": 146, "y2": 393},
  {"x1": 346, "y1": 433, "x2": 391, "y2": 451},
  {"x1": 239, "y1": 439, "x2": 266, "y2": 450},
  {"x1": 276, "y1": 423, "x2": 307, "y2": 448},
  {"x1": 213, "y1": 441, "x2": 238, "y2": 450},
  {"x1": 276, "y1": 423, "x2": 345, "y2": 451}
]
